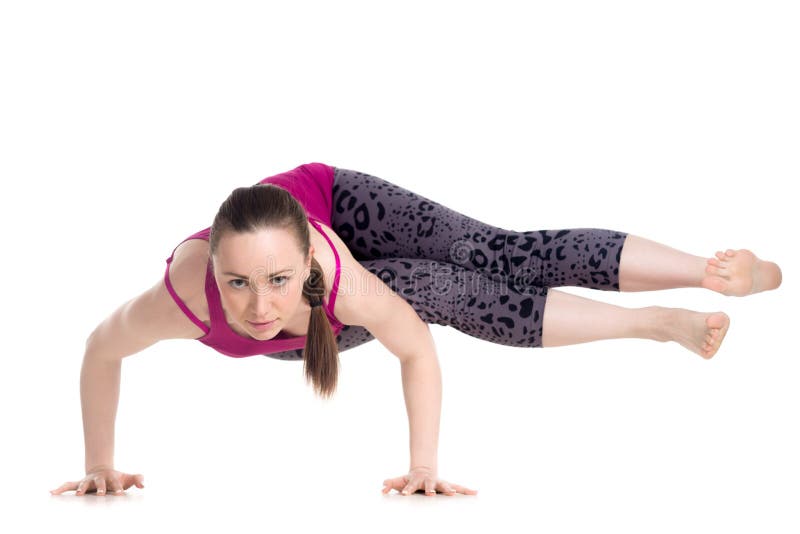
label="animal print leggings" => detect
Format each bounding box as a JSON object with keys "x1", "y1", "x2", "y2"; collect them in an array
[{"x1": 267, "y1": 166, "x2": 628, "y2": 359}]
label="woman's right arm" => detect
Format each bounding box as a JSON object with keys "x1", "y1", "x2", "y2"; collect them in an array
[
  {"x1": 82, "y1": 274, "x2": 197, "y2": 471},
  {"x1": 52, "y1": 251, "x2": 207, "y2": 495}
]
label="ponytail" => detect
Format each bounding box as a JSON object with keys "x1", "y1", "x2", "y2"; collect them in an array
[{"x1": 301, "y1": 256, "x2": 340, "y2": 400}]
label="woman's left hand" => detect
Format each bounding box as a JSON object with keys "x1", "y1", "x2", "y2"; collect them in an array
[{"x1": 381, "y1": 466, "x2": 478, "y2": 496}]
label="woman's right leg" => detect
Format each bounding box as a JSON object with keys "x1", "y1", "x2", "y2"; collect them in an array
[
  {"x1": 330, "y1": 166, "x2": 627, "y2": 291},
  {"x1": 330, "y1": 167, "x2": 782, "y2": 298},
  {"x1": 618, "y1": 234, "x2": 783, "y2": 295}
]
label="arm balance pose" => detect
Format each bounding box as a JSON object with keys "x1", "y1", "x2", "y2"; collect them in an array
[{"x1": 50, "y1": 163, "x2": 783, "y2": 497}]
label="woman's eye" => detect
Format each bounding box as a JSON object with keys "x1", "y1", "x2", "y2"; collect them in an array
[{"x1": 228, "y1": 276, "x2": 288, "y2": 289}]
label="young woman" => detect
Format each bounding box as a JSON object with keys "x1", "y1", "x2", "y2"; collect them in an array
[{"x1": 50, "y1": 162, "x2": 783, "y2": 498}]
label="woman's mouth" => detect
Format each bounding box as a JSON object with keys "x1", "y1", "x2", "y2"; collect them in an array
[{"x1": 248, "y1": 319, "x2": 276, "y2": 331}]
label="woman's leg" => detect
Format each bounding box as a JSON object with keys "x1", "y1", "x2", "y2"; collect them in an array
[
  {"x1": 326, "y1": 257, "x2": 730, "y2": 359},
  {"x1": 541, "y1": 288, "x2": 730, "y2": 359},
  {"x1": 356, "y1": 257, "x2": 550, "y2": 348},
  {"x1": 331, "y1": 167, "x2": 782, "y2": 297},
  {"x1": 331, "y1": 167, "x2": 627, "y2": 292},
  {"x1": 618, "y1": 234, "x2": 783, "y2": 295},
  {"x1": 327, "y1": 167, "x2": 747, "y2": 358}
]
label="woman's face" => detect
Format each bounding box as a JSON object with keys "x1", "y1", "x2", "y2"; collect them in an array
[{"x1": 212, "y1": 228, "x2": 314, "y2": 338}]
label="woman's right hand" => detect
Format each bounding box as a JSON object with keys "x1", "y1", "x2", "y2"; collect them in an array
[{"x1": 50, "y1": 466, "x2": 145, "y2": 496}]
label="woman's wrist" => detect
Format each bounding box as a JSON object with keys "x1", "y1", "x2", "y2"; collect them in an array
[
  {"x1": 409, "y1": 465, "x2": 437, "y2": 474},
  {"x1": 85, "y1": 464, "x2": 114, "y2": 474}
]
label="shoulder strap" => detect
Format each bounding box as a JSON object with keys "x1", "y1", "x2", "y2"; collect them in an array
[
  {"x1": 164, "y1": 250, "x2": 210, "y2": 335},
  {"x1": 308, "y1": 218, "x2": 341, "y2": 313}
]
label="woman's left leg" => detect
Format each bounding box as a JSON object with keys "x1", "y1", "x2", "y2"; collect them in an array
[
  {"x1": 540, "y1": 287, "x2": 729, "y2": 359},
  {"x1": 356, "y1": 257, "x2": 550, "y2": 348}
]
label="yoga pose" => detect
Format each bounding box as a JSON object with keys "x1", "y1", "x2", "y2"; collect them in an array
[{"x1": 50, "y1": 163, "x2": 783, "y2": 498}]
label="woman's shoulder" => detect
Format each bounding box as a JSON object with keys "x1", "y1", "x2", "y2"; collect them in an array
[{"x1": 165, "y1": 239, "x2": 211, "y2": 337}]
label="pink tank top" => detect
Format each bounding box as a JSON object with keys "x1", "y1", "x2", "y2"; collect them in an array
[{"x1": 163, "y1": 162, "x2": 345, "y2": 358}]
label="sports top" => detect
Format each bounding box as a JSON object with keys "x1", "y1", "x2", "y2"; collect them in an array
[{"x1": 163, "y1": 162, "x2": 345, "y2": 358}]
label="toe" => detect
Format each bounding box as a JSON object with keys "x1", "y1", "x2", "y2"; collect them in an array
[
  {"x1": 715, "y1": 251, "x2": 726, "y2": 261},
  {"x1": 726, "y1": 249, "x2": 735, "y2": 256},
  {"x1": 706, "y1": 312, "x2": 728, "y2": 330}
]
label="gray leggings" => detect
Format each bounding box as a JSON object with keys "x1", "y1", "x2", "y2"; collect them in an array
[{"x1": 266, "y1": 167, "x2": 628, "y2": 360}]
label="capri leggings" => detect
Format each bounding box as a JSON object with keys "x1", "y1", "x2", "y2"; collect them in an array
[{"x1": 266, "y1": 167, "x2": 628, "y2": 360}]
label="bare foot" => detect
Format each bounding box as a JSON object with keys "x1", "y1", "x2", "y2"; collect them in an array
[
  {"x1": 665, "y1": 309, "x2": 730, "y2": 359},
  {"x1": 701, "y1": 248, "x2": 782, "y2": 297}
]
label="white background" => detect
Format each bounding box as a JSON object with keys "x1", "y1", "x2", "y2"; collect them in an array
[{"x1": 1, "y1": 0, "x2": 796, "y2": 532}]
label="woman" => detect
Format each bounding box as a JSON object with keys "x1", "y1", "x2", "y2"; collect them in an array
[{"x1": 50, "y1": 162, "x2": 783, "y2": 498}]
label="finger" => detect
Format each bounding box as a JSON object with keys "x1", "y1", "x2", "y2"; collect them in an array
[
  {"x1": 50, "y1": 482, "x2": 75, "y2": 495},
  {"x1": 450, "y1": 483, "x2": 478, "y2": 495},
  {"x1": 383, "y1": 477, "x2": 408, "y2": 492},
  {"x1": 76, "y1": 479, "x2": 89, "y2": 495},
  {"x1": 438, "y1": 481, "x2": 457, "y2": 496},
  {"x1": 109, "y1": 477, "x2": 125, "y2": 495},
  {"x1": 50, "y1": 482, "x2": 68, "y2": 495},
  {"x1": 121, "y1": 473, "x2": 144, "y2": 490},
  {"x1": 408, "y1": 473, "x2": 427, "y2": 495},
  {"x1": 401, "y1": 479, "x2": 417, "y2": 495},
  {"x1": 423, "y1": 478, "x2": 436, "y2": 495},
  {"x1": 96, "y1": 477, "x2": 107, "y2": 496}
]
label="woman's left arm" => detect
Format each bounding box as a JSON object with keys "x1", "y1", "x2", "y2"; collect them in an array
[
  {"x1": 335, "y1": 258, "x2": 478, "y2": 497},
  {"x1": 399, "y1": 328, "x2": 441, "y2": 476}
]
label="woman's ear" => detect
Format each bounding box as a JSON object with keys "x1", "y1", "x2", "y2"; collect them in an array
[{"x1": 304, "y1": 245, "x2": 315, "y2": 279}]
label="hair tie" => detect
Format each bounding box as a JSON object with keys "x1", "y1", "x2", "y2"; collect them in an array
[{"x1": 309, "y1": 297, "x2": 323, "y2": 308}]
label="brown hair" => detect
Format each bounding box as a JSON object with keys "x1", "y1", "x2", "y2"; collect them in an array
[{"x1": 208, "y1": 184, "x2": 340, "y2": 400}]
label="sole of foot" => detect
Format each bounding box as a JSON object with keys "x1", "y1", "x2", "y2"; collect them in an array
[
  {"x1": 670, "y1": 309, "x2": 730, "y2": 359},
  {"x1": 701, "y1": 248, "x2": 782, "y2": 297}
]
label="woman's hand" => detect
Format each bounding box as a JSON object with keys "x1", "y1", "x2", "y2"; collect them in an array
[
  {"x1": 50, "y1": 466, "x2": 145, "y2": 496},
  {"x1": 381, "y1": 466, "x2": 478, "y2": 496}
]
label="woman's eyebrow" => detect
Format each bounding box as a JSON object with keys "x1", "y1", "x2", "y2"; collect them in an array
[{"x1": 222, "y1": 268, "x2": 293, "y2": 278}]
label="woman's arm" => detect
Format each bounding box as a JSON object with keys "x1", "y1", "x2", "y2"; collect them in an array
[
  {"x1": 335, "y1": 259, "x2": 442, "y2": 473},
  {"x1": 398, "y1": 334, "x2": 442, "y2": 473},
  {"x1": 82, "y1": 264, "x2": 207, "y2": 471},
  {"x1": 81, "y1": 351, "x2": 122, "y2": 472}
]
